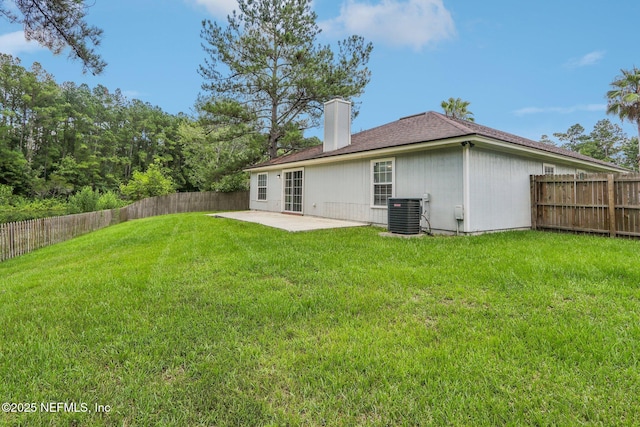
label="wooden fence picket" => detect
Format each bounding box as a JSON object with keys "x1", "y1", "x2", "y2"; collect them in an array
[{"x1": 531, "y1": 173, "x2": 640, "y2": 238}]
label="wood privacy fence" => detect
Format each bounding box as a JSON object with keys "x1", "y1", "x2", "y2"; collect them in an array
[
  {"x1": 119, "y1": 191, "x2": 249, "y2": 221},
  {"x1": 0, "y1": 191, "x2": 249, "y2": 262},
  {"x1": 530, "y1": 173, "x2": 640, "y2": 238}
]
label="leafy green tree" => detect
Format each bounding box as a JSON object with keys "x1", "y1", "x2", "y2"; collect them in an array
[
  {"x1": 0, "y1": 137, "x2": 30, "y2": 193},
  {"x1": 550, "y1": 120, "x2": 634, "y2": 168},
  {"x1": 179, "y1": 101, "x2": 264, "y2": 191},
  {"x1": 0, "y1": 54, "x2": 26, "y2": 145},
  {"x1": 149, "y1": 112, "x2": 190, "y2": 190},
  {"x1": 1, "y1": 0, "x2": 105, "y2": 74},
  {"x1": 0, "y1": 184, "x2": 14, "y2": 205},
  {"x1": 96, "y1": 190, "x2": 124, "y2": 210},
  {"x1": 553, "y1": 124, "x2": 587, "y2": 152},
  {"x1": 200, "y1": 0, "x2": 373, "y2": 159},
  {"x1": 586, "y1": 119, "x2": 625, "y2": 163},
  {"x1": 620, "y1": 137, "x2": 639, "y2": 171},
  {"x1": 212, "y1": 172, "x2": 250, "y2": 192},
  {"x1": 539, "y1": 135, "x2": 555, "y2": 145},
  {"x1": 0, "y1": 54, "x2": 191, "y2": 202},
  {"x1": 120, "y1": 161, "x2": 175, "y2": 201},
  {"x1": 607, "y1": 66, "x2": 640, "y2": 169},
  {"x1": 441, "y1": 98, "x2": 475, "y2": 122},
  {"x1": 48, "y1": 155, "x2": 80, "y2": 193},
  {"x1": 67, "y1": 185, "x2": 99, "y2": 213}
]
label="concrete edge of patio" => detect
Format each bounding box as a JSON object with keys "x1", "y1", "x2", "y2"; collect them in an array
[{"x1": 208, "y1": 211, "x2": 369, "y2": 232}]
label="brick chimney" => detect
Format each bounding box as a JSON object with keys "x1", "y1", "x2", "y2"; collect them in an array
[{"x1": 323, "y1": 98, "x2": 351, "y2": 152}]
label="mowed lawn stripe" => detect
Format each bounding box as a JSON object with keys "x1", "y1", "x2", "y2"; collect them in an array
[{"x1": 1, "y1": 213, "x2": 639, "y2": 425}]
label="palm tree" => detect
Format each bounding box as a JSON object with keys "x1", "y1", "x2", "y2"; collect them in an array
[
  {"x1": 606, "y1": 66, "x2": 640, "y2": 170},
  {"x1": 441, "y1": 98, "x2": 475, "y2": 122}
]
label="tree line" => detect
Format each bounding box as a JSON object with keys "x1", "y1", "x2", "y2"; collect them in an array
[
  {"x1": 541, "y1": 120, "x2": 638, "y2": 171},
  {"x1": 0, "y1": 54, "x2": 192, "y2": 198},
  {"x1": 0, "y1": 53, "x2": 260, "y2": 201}
]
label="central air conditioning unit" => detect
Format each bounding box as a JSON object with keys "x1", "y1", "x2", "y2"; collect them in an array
[{"x1": 388, "y1": 198, "x2": 422, "y2": 235}]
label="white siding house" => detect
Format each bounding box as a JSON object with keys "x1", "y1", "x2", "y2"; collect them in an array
[{"x1": 246, "y1": 99, "x2": 626, "y2": 234}]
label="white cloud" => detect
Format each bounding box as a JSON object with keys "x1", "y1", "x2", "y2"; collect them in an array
[
  {"x1": 565, "y1": 50, "x2": 605, "y2": 68},
  {"x1": 321, "y1": 0, "x2": 456, "y2": 50},
  {"x1": 513, "y1": 104, "x2": 606, "y2": 116},
  {"x1": 0, "y1": 31, "x2": 45, "y2": 56},
  {"x1": 190, "y1": 0, "x2": 237, "y2": 18}
]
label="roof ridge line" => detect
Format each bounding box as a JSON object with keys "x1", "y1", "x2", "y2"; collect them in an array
[
  {"x1": 430, "y1": 111, "x2": 476, "y2": 134},
  {"x1": 399, "y1": 111, "x2": 427, "y2": 120}
]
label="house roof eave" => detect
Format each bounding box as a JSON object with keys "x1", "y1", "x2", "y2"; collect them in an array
[
  {"x1": 244, "y1": 136, "x2": 471, "y2": 172},
  {"x1": 245, "y1": 110, "x2": 629, "y2": 173},
  {"x1": 246, "y1": 134, "x2": 628, "y2": 173},
  {"x1": 472, "y1": 136, "x2": 628, "y2": 172}
]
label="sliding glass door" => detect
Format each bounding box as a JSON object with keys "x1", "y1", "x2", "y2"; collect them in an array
[{"x1": 283, "y1": 169, "x2": 303, "y2": 213}]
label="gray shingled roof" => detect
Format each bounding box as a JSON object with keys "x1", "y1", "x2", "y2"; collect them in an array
[{"x1": 248, "y1": 111, "x2": 624, "y2": 170}]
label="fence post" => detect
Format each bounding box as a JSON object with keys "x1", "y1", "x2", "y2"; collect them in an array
[
  {"x1": 9, "y1": 222, "x2": 14, "y2": 258},
  {"x1": 607, "y1": 174, "x2": 616, "y2": 238},
  {"x1": 530, "y1": 175, "x2": 538, "y2": 230}
]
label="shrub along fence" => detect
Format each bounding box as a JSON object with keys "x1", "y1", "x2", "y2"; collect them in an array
[
  {"x1": 530, "y1": 173, "x2": 640, "y2": 238},
  {"x1": 0, "y1": 191, "x2": 249, "y2": 262}
]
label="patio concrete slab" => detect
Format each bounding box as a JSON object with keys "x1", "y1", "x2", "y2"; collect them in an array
[{"x1": 209, "y1": 211, "x2": 368, "y2": 232}]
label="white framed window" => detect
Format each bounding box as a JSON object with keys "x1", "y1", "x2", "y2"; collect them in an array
[
  {"x1": 543, "y1": 163, "x2": 556, "y2": 175},
  {"x1": 576, "y1": 169, "x2": 587, "y2": 179},
  {"x1": 371, "y1": 158, "x2": 395, "y2": 207},
  {"x1": 257, "y1": 173, "x2": 267, "y2": 201}
]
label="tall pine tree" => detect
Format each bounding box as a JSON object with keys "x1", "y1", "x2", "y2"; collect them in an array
[
  {"x1": 1, "y1": 0, "x2": 105, "y2": 74},
  {"x1": 199, "y1": 0, "x2": 373, "y2": 159}
]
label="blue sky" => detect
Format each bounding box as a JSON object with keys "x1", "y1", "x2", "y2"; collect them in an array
[{"x1": 0, "y1": 0, "x2": 638, "y2": 142}]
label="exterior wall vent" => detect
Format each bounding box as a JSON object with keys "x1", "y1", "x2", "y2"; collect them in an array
[{"x1": 388, "y1": 198, "x2": 422, "y2": 235}]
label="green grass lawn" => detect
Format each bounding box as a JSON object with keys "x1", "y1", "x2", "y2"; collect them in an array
[{"x1": 1, "y1": 213, "x2": 639, "y2": 426}]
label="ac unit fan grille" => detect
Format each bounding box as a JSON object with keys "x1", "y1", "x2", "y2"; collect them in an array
[{"x1": 387, "y1": 198, "x2": 421, "y2": 235}]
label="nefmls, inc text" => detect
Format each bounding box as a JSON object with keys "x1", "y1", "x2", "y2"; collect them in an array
[{"x1": 2, "y1": 402, "x2": 111, "y2": 413}]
